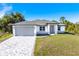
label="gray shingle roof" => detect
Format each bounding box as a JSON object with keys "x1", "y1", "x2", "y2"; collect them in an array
[{"x1": 13, "y1": 20, "x2": 63, "y2": 26}]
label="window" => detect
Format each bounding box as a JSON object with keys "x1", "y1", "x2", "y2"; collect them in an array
[
  {"x1": 58, "y1": 26, "x2": 60, "y2": 31},
  {"x1": 40, "y1": 26, "x2": 45, "y2": 31}
]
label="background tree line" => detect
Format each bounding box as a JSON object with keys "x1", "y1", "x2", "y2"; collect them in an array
[
  {"x1": 0, "y1": 12, "x2": 25, "y2": 33},
  {"x1": 57, "y1": 16, "x2": 79, "y2": 34}
]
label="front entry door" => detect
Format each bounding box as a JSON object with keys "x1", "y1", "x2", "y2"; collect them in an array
[{"x1": 50, "y1": 25, "x2": 55, "y2": 34}]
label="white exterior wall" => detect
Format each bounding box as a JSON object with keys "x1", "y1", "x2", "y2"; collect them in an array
[
  {"x1": 61, "y1": 26, "x2": 65, "y2": 32},
  {"x1": 58, "y1": 25, "x2": 65, "y2": 33},
  {"x1": 13, "y1": 26, "x2": 15, "y2": 36},
  {"x1": 47, "y1": 24, "x2": 50, "y2": 34},
  {"x1": 36, "y1": 26, "x2": 39, "y2": 32},
  {"x1": 13, "y1": 24, "x2": 65, "y2": 36},
  {"x1": 54, "y1": 24, "x2": 58, "y2": 34},
  {"x1": 36, "y1": 25, "x2": 49, "y2": 34},
  {"x1": 34, "y1": 26, "x2": 37, "y2": 36},
  {"x1": 36, "y1": 24, "x2": 59, "y2": 35}
]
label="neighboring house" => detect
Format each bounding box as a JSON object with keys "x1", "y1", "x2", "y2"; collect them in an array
[{"x1": 12, "y1": 20, "x2": 65, "y2": 36}]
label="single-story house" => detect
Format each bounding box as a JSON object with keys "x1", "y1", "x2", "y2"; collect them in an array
[{"x1": 12, "y1": 20, "x2": 65, "y2": 36}]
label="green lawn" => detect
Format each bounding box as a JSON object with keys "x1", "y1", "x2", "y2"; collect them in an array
[
  {"x1": 34, "y1": 34, "x2": 79, "y2": 56},
  {"x1": 0, "y1": 33, "x2": 12, "y2": 42}
]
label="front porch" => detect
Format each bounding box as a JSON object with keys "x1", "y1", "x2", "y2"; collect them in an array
[
  {"x1": 48, "y1": 24, "x2": 58, "y2": 34},
  {"x1": 35, "y1": 24, "x2": 65, "y2": 36}
]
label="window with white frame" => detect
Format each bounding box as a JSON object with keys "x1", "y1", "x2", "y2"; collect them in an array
[{"x1": 40, "y1": 26, "x2": 45, "y2": 31}]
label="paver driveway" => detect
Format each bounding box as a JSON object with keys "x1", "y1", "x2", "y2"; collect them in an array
[{"x1": 0, "y1": 36, "x2": 36, "y2": 56}]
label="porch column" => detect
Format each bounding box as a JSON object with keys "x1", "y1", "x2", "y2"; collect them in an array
[
  {"x1": 48, "y1": 24, "x2": 50, "y2": 34},
  {"x1": 54, "y1": 24, "x2": 58, "y2": 34},
  {"x1": 34, "y1": 26, "x2": 37, "y2": 36},
  {"x1": 13, "y1": 26, "x2": 15, "y2": 36}
]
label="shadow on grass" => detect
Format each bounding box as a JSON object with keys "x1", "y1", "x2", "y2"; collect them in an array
[
  {"x1": 37, "y1": 32, "x2": 75, "y2": 36},
  {"x1": 58, "y1": 32, "x2": 75, "y2": 35},
  {"x1": 36, "y1": 31, "x2": 77, "y2": 37},
  {"x1": 37, "y1": 34, "x2": 49, "y2": 36}
]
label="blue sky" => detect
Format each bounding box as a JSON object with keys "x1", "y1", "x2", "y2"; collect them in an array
[{"x1": 0, "y1": 3, "x2": 79, "y2": 23}]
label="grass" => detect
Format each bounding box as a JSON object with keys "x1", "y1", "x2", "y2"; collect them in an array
[
  {"x1": 34, "y1": 34, "x2": 79, "y2": 56},
  {"x1": 0, "y1": 33, "x2": 12, "y2": 42}
]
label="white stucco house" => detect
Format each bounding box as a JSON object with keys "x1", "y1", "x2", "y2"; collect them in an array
[{"x1": 12, "y1": 20, "x2": 65, "y2": 36}]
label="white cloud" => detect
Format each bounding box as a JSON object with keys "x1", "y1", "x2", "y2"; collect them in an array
[{"x1": 0, "y1": 4, "x2": 12, "y2": 18}]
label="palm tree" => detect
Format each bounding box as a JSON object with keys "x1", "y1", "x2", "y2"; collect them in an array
[
  {"x1": 60, "y1": 16, "x2": 66, "y2": 23},
  {"x1": 0, "y1": 12, "x2": 25, "y2": 33},
  {"x1": 15, "y1": 12, "x2": 25, "y2": 21}
]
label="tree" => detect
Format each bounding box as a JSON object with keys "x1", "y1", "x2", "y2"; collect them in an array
[
  {"x1": 10, "y1": 12, "x2": 25, "y2": 23},
  {"x1": 15, "y1": 12, "x2": 25, "y2": 22},
  {"x1": 0, "y1": 12, "x2": 25, "y2": 33},
  {"x1": 74, "y1": 23, "x2": 79, "y2": 34},
  {"x1": 60, "y1": 16, "x2": 66, "y2": 23},
  {"x1": 59, "y1": 16, "x2": 76, "y2": 33},
  {"x1": 52, "y1": 20, "x2": 58, "y2": 22}
]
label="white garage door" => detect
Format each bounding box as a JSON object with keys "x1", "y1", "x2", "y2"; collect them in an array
[{"x1": 14, "y1": 26, "x2": 35, "y2": 36}]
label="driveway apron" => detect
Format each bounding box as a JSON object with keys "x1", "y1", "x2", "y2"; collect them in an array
[{"x1": 0, "y1": 36, "x2": 36, "y2": 56}]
